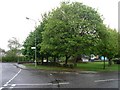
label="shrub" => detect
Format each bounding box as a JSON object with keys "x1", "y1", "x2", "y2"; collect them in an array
[{"x1": 2, "y1": 56, "x2": 25, "y2": 62}]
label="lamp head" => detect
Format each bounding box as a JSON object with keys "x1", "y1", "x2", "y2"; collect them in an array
[{"x1": 26, "y1": 17, "x2": 29, "y2": 20}]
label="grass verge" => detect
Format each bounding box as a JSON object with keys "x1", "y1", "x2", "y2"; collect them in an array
[
  {"x1": 24, "y1": 62, "x2": 119, "y2": 72},
  {"x1": 24, "y1": 63, "x2": 75, "y2": 72},
  {"x1": 76, "y1": 62, "x2": 119, "y2": 71}
]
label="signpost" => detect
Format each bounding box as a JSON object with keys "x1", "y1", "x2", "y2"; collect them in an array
[
  {"x1": 31, "y1": 47, "x2": 36, "y2": 67},
  {"x1": 31, "y1": 47, "x2": 36, "y2": 49}
]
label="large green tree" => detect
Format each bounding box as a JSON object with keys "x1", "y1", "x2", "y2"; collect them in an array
[{"x1": 41, "y1": 1, "x2": 106, "y2": 65}]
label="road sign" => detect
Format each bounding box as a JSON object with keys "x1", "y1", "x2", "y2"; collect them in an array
[{"x1": 31, "y1": 47, "x2": 36, "y2": 49}]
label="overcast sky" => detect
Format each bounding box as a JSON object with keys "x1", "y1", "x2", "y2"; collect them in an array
[{"x1": 0, "y1": 0, "x2": 119, "y2": 50}]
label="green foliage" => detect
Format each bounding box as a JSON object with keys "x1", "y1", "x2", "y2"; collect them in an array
[
  {"x1": 41, "y1": 1, "x2": 106, "y2": 63},
  {"x1": 23, "y1": 1, "x2": 118, "y2": 67},
  {"x1": 106, "y1": 28, "x2": 118, "y2": 58},
  {"x1": 2, "y1": 56, "x2": 17, "y2": 62},
  {"x1": 2, "y1": 56, "x2": 25, "y2": 62},
  {"x1": 117, "y1": 32, "x2": 120, "y2": 57},
  {"x1": 98, "y1": 27, "x2": 118, "y2": 59},
  {"x1": 3, "y1": 37, "x2": 22, "y2": 62}
]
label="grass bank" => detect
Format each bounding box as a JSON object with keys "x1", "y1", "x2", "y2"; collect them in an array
[
  {"x1": 24, "y1": 63, "x2": 75, "y2": 72},
  {"x1": 24, "y1": 62, "x2": 119, "y2": 72},
  {"x1": 76, "y1": 62, "x2": 119, "y2": 71}
]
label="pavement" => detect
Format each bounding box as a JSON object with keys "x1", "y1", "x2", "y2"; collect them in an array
[
  {"x1": 14, "y1": 63, "x2": 27, "y2": 69},
  {"x1": 14, "y1": 63, "x2": 98, "y2": 74}
]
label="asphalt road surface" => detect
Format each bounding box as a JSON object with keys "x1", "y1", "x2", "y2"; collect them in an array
[{"x1": 0, "y1": 63, "x2": 119, "y2": 89}]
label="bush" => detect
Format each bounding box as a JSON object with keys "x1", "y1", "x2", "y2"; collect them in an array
[
  {"x1": 63, "y1": 64, "x2": 69, "y2": 67},
  {"x1": 63, "y1": 64, "x2": 74, "y2": 68},
  {"x1": 2, "y1": 56, "x2": 17, "y2": 62},
  {"x1": 69, "y1": 64, "x2": 74, "y2": 68},
  {"x1": 2, "y1": 56, "x2": 26, "y2": 62}
]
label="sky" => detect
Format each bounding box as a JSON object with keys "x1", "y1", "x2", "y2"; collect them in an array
[{"x1": 0, "y1": 0, "x2": 119, "y2": 51}]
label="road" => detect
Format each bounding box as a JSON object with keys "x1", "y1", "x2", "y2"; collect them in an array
[{"x1": 0, "y1": 63, "x2": 119, "y2": 89}]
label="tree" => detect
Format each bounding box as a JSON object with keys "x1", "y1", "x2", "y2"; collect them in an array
[
  {"x1": 22, "y1": 32, "x2": 35, "y2": 60},
  {"x1": 0, "y1": 48, "x2": 5, "y2": 54},
  {"x1": 97, "y1": 26, "x2": 118, "y2": 66},
  {"x1": 41, "y1": 1, "x2": 106, "y2": 65},
  {"x1": 8, "y1": 37, "x2": 21, "y2": 50},
  {"x1": 117, "y1": 32, "x2": 120, "y2": 58},
  {"x1": 0, "y1": 48, "x2": 6, "y2": 57},
  {"x1": 23, "y1": 14, "x2": 48, "y2": 63},
  {"x1": 7, "y1": 37, "x2": 21, "y2": 56},
  {"x1": 2, "y1": 37, "x2": 22, "y2": 62},
  {"x1": 105, "y1": 28, "x2": 118, "y2": 65}
]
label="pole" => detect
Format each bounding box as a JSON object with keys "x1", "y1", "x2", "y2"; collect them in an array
[
  {"x1": 34, "y1": 21, "x2": 37, "y2": 67},
  {"x1": 26, "y1": 17, "x2": 37, "y2": 67},
  {"x1": 103, "y1": 56, "x2": 105, "y2": 69}
]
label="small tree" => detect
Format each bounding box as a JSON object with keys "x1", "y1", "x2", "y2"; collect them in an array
[
  {"x1": 6, "y1": 37, "x2": 21, "y2": 62},
  {"x1": 105, "y1": 28, "x2": 118, "y2": 66}
]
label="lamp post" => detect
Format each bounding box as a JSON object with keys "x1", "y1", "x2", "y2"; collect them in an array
[{"x1": 26, "y1": 17, "x2": 37, "y2": 67}]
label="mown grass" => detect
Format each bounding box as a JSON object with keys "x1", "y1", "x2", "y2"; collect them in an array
[
  {"x1": 24, "y1": 62, "x2": 119, "y2": 72},
  {"x1": 76, "y1": 62, "x2": 119, "y2": 71},
  {"x1": 24, "y1": 63, "x2": 75, "y2": 72}
]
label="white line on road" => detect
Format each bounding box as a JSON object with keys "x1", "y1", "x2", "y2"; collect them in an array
[
  {"x1": 0, "y1": 69, "x2": 21, "y2": 90},
  {"x1": 9, "y1": 84, "x2": 16, "y2": 89},
  {"x1": 94, "y1": 79, "x2": 119, "y2": 82},
  {"x1": 0, "y1": 87, "x2": 4, "y2": 90},
  {"x1": 4, "y1": 69, "x2": 21, "y2": 86},
  {"x1": 7, "y1": 82, "x2": 70, "y2": 86}
]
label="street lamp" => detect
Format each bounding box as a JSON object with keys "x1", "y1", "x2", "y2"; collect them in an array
[{"x1": 26, "y1": 17, "x2": 37, "y2": 67}]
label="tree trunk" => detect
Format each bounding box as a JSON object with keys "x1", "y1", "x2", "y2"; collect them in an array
[
  {"x1": 41, "y1": 57, "x2": 44, "y2": 65},
  {"x1": 46, "y1": 57, "x2": 48, "y2": 63},
  {"x1": 65, "y1": 55, "x2": 70, "y2": 65},
  {"x1": 73, "y1": 56, "x2": 77, "y2": 67},
  {"x1": 108, "y1": 58, "x2": 112, "y2": 66},
  {"x1": 54, "y1": 57, "x2": 56, "y2": 62}
]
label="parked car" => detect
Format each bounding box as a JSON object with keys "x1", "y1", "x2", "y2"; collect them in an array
[{"x1": 112, "y1": 58, "x2": 120, "y2": 64}]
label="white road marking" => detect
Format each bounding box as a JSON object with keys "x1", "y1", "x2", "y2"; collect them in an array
[
  {"x1": 3, "y1": 84, "x2": 7, "y2": 87},
  {"x1": 0, "y1": 69, "x2": 21, "y2": 90},
  {"x1": 11, "y1": 84, "x2": 16, "y2": 87},
  {"x1": 9, "y1": 84, "x2": 16, "y2": 89},
  {"x1": 5, "y1": 69, "x2": 21, "y2": 86},
  {"x1": 7, "y1": 82, "x2": 69, "y2": 86},
  {"x1": 0, "y1": 87, "x2": 4, "y2": 90},
  {"x1": 94, "y1": 79, "x2": 119, "y2": 82}
]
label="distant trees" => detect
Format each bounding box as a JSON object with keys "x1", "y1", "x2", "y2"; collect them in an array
[
  {"x1": 0, "y1": 48, "x2": 5, "y2": 54},
  {"x1": 0, "y1": 48, "x2": 6, "y2": 57},
  {"x1": 22, "y1": 1, "x2": 119, "y2": 66},
  {"x1": 98, "y1": 27, "x2": 118, "y2": 66},
  {"x1": 7, "y1": 37, "x2": 21, "y2": 56},
  {"x1": 118, "y1": 32, "x2": 120, "y2": 58},
  {"x1": 2, "y1": 37, "x2": 22, "y2": 62},
  {"x1": 105, "y1": 28, "x2": 118, "y2": 65}
]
